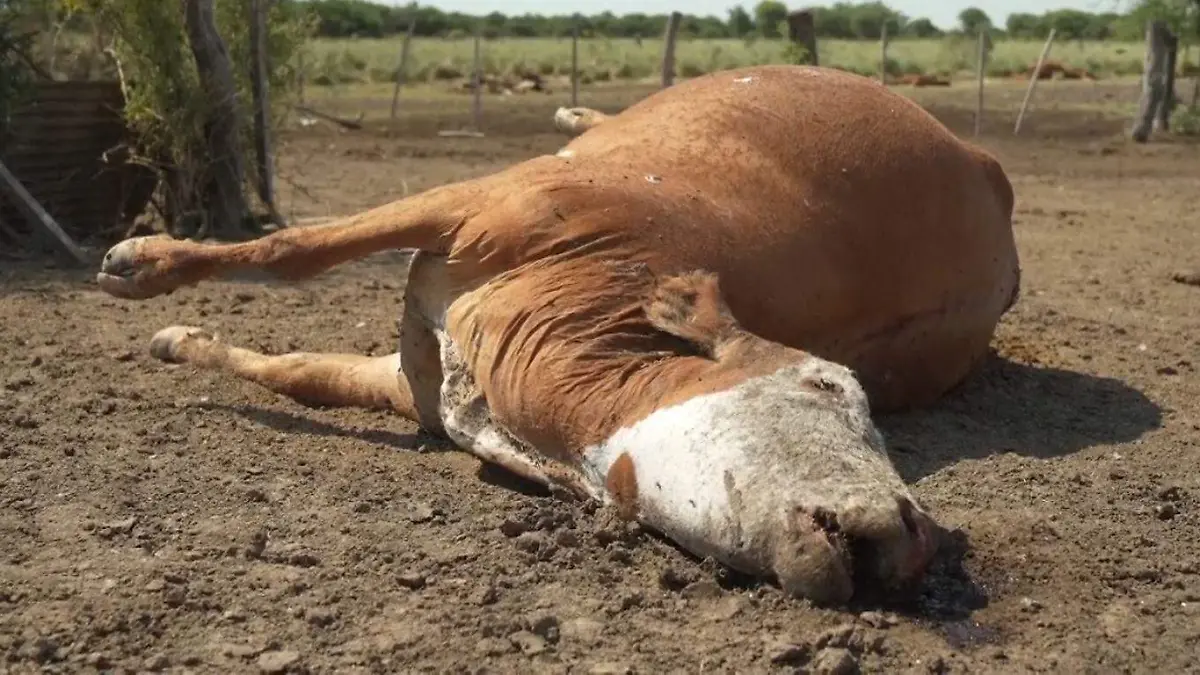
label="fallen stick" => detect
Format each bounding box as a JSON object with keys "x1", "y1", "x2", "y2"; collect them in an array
[
  {"x1": 437, "y1": 129, "x2": 486, "y2": 138},
  {"x1": 294, "y1": 104, "x2": 364, "y2": 130}
]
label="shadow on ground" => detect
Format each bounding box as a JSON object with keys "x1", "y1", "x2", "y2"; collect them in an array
[{"x1": 878, "y1": 353, "x2": 1164, "y2": 483}]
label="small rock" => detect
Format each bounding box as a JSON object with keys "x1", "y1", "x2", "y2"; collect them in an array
[
  {"x1": 256, "y1": 649, "x2": 300, "y2": 673},
  {"x1": 144, "y1": 653, "x2": 170, "y2": 670},
  {"x1": 555, "y1": 530, "x2": 581, "y2": 548},
  {"x1": 1156, "y1": 503, "x2": 1178, "y2": 521},
  {"x1": 162, "y1": 586, "x2": 187, "y2": 607},
  {"x1": 617, "y1": 591, "x2": 644, "y2": 612},
  {"x1": 704, "y1": 596, "x2": 747, "y2": 622},
  {"x1": 1171, "y1": 271, "x2": 1200, "y2": 287},
  {"x1": 245, "y1": 529, "x2": 268, "y2": 559},
  {"x1": 84, "y1": 653, "x2": 110, "y2": 668},
  {"x1": 112, "y1": 350, "x2": 135, "y2": 362},
  {"x1": 288, "y1": 552, "x2": 320, "y2": 568},
  {"x1": 561, "y1": 617, "x2": 604, "y2": 645},
  {"x1": 475, "y1": 585, "x2": 499, "y2": 605},
  {"x1": 221, "y1": 643, "x2": 261, "y2": 659},
  {"x1": 408, "y1": 503, "x2": 436, "y2": 523},
  {"x1": 307, "y1": 608, "x2": 338, "y2": 627},
  {"x1": 858, "y1": 610, "x2": 897, "y2": 629},
  {"x1": 1159, "y1": 486, "x2": 1184, "y2": 502},
  {"x1": 768, "y1": 641, "x2": 811, "y2": 665},
  {"x1": 658, "y1": 566, "x2": 696, "y2": 591},
  {"x1": 509, "y1": 630, "x2": 548, "y2": 656},
  {"x1": 811, "y1": 647, "x2": 859, "y2": 675},
  {"x1": 500, "y1": 518, "x2": 529, "y2": 538},
  {"x1": 476, "y1": 637, "x2": 514, "y2": 656},
  {"x1": 398, "y1": 572, "x2": 427, "y2": 589},
  {"x1": 97, "y1": 517, "x2": 137, "y2": 538},
  {"x1": 529, "y1": 614, "x2": 560, "y2": 643},
  {"x1": 815, "y1": 624, "x2": 856, "y2": 650},
  {"x1": 681, "y1": 579, "x2": 722, "y2": 600},
  {"x1": 513, "y1": 531, "x2": 546, "y2": 553},
  {"x1": 588, "y1": 663, "x2": 632, "y2": 675},
  {"x1": 1020, "y1": 597, "x2": 1043, "y2": 613}
]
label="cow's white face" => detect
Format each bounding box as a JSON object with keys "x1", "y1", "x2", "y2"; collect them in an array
[{"x1": 582, "y1": 354, "x2": 938, "y2": 605}]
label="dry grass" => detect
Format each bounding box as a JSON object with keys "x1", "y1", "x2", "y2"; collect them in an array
[{"x1": 299, "y1": 35, "x2": 1200, "y2": 86}]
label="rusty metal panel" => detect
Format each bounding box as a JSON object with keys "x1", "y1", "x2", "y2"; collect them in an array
[{"x1": 0, "y1": 81, "x2": 153, "y2": 251}]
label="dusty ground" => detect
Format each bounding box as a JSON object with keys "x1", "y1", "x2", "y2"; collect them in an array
[{"x1": 2, "y1": 77, "x2": 1199, "y2": 674}]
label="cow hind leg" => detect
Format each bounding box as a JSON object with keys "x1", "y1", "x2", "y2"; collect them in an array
[{"x1": 149, "y1": 326, "x2": 422, "y2": 418}]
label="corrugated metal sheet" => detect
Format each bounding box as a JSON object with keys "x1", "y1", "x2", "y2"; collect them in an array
[{"x1": 0, "y1": 81, "x2": 154, "y2": 252}]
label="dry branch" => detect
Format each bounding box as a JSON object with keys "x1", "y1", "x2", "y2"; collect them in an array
[
  {"x1": 1014, "y1": 29, "x2": 1057, "y2": 136},
  {"x1": 294, "y1": 104, "x2": 363, "y2": 130}
]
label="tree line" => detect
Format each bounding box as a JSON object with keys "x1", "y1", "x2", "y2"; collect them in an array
[{"x1": 299, "y1": 0, "x2": 1188, "y2": 42}]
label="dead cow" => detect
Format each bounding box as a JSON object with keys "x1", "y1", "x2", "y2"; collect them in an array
[{"x1": 96, "y1": 65, "x2": 1020, "y2": 606}]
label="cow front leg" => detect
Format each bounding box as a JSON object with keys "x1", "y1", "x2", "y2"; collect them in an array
[
  {"x1": 95, "y1": 180, "x2": 487, "y2": 301},
  {"x1": 148, "y1": 326, "x2": 429, "y2": 423}
]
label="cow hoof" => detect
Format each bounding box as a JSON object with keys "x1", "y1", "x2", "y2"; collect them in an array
[
  {"x1": 149, "y1": 326, "x2": 215, "y2": 363},
  {"x1": 96, "y1": 236, "x2": 178, "y2": 300}
]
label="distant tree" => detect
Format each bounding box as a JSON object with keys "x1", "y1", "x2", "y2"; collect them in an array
[
  {"x1": 727, "y1": 5, "x2": 753, "y2": 37},
  {"x1": 753, "y1": 0, "x2": 787, "y2": 38},
  {"x1": 1005, "y1": 12, "x2": 1041, "y2": 38},
  {"x1": 957, "y1": 7, "x2": 992, "y2": 34},
  {"x1": 903, "y1": 17, "x2": 942, "y2": 38},
  {"x1": 846, "y1": 1, "x2": 903, "y2": 39}
]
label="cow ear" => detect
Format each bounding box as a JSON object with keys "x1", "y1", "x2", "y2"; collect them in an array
[{"x1": 644, "y1": 270, "x2": 740, "y2": 359}]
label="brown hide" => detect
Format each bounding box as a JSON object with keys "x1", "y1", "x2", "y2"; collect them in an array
[{"x1": 437, "y1": 66, "x2": 1017, "y2": 458}]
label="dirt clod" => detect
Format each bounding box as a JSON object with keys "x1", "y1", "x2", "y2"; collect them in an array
[
  {"x1": 256, "y1": 649, "x2": 300, "y2": 674},
  {"x1": 812, "y1": 647, "x2": 859, "y2": 675},
  {"x1": 509, "y1": 630, "x2": 548, "y2": 655},
  {"x1": 1156, "y1": 503, "x2": 1178, "y2": 521},
  {"x1": 768, "y1": 641, "x2": 812, "y2": 665},
  {"x1": 397, "y1": 572, "x2": 427, "y2": 589}
]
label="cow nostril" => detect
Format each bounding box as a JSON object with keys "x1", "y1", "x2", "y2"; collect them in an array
[
  {"x1": 896, "y1": 496, "x2": 921, "y2": 537},
  {"x1": 810, "y1": 506, "x2": 840, "y2": 535}
]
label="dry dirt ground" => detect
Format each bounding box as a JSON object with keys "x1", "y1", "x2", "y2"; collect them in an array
[{"x1": 2, "y1": 77, "x2": 1199, "y2": 674}]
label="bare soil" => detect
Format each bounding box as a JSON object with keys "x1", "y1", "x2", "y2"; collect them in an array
[{"x1": 2, "y1": 79, "x2": 1199, "y2": 674}]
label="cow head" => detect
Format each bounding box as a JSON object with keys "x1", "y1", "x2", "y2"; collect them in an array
[{"x1": 585, "y1": 272, "x2": 940, "y2": 605}]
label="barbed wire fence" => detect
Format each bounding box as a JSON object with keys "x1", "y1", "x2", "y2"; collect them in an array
[{"x1": 286, "y1": 12, "x2": 1196, "y2": 146}]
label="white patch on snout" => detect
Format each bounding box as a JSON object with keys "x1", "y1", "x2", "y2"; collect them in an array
[{"x1": 580, "y1": 358, "x2": 911, "y2": 576}]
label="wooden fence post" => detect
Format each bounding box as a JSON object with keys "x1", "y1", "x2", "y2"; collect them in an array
[
  {"x1": 1132, "y1": 21, "x2": 1174, "y2": 142},
  {"x1": 661, "y1": 12, "x2": 681, "y2": 88},
  {"x1": 1156, "y1": 30, "x2": 1179, "y2": 131},
  {"x1": 248, "y1": 0, "x2": 277, "y2": 223},
  {"x1": 571, "y1": 19, "x2": 579, "y2": 107},
  {"x1": 786, "y1": 10, "x2": 819, "y2": 66},
  {"x1": 1014, "y1": 28, "x2": 1057, "y2": 136},
  {"x1": 879, "y1": 23, "x2": 889, "y2": 84},
  {"x1": 472, "y1": 22, "x2": 483, "y2": 131},
  {"x1": 974, "y1": 29, "x2": 987, "y2": 137},
  {"x1": 389, "y1": 13, "x2": 418, "y2": 121},
  {"x1": 297, "y1": 51, "x2": 306, "y2": 105}
]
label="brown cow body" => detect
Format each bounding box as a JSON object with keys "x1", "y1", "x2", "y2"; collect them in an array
[{"x1": 96, "y1": 66, "x2": 1019, "y2": 606}]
